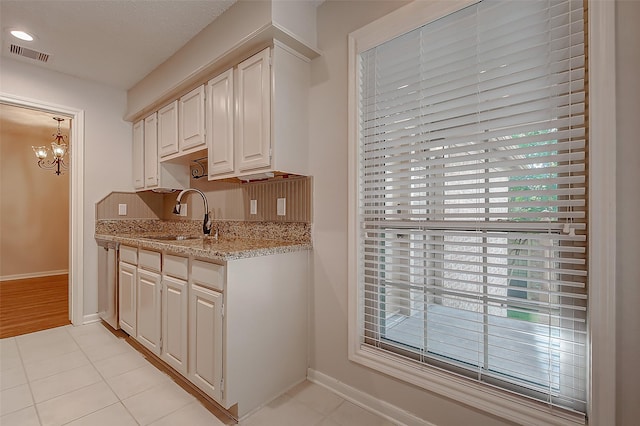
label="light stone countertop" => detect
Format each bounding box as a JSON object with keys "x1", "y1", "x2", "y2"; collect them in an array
[{"x1": 95, "y1": 232, "x2": 312, "y2": 262}]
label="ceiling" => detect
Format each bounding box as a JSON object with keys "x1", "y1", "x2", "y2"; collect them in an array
[
  {"x1": 0, "y1": 0, "x2": 237, "y2": 90},
  {"x1": 1, "y1": 103, "x2": 70, "y2": 132}
]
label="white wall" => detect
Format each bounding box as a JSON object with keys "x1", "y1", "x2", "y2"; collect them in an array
[
  {"x1": 0, "y1": 57, "x2": 132, "y2": 318},
  {"x1": 308, "y1": 0, "x2": 640, "y2": 425},
  {"x1": 615, "y1": 1, "x2": 640, "y2": 424}
]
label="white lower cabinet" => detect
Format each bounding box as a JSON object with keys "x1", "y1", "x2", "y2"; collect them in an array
[
  {"x1": 118, "y1": 260, "x2": 137, "y2": 336},
  {"x1": 117, "y1": 246, "x2": 308, "y2": 420},
  {"x1": 136, "y1": 268, "x2": 161, "y2": 356},
  {"x1": 188, "y1": 283, "x2": 224, "y2": 402},
  {"x1": 161, "y1": 275, "x2": 188, "y2": 375},
  {"x1": 135, "y1": 249, "x2": 162, "y2": 356}
]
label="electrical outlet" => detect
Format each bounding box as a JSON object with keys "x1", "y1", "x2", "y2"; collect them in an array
[
  {"x1": 250, "y1": 199, "x2": 257, "y2": 215},
  {"x1": 118, "y1": 204, "x2": 127, "y2": 216},
  {"x1": 277, "y1": 198, "x2": 286, "y2": 216},
  {"x1": 179, "y1": 204, "x2": 188, "y2": 217}
]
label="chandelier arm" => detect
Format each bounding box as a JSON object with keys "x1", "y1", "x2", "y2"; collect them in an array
[{"x1": 36, "y1": 158, "x2": 68, "y2": 173}]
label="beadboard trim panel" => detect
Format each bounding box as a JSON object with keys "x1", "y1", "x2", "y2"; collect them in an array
[{"x1": 244, "y1": 176, "x2": 312, "y2": 222}]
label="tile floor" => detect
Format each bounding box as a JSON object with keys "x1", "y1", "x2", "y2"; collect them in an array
[{"x1": 0, "y1": 323, "x2": 396, "y2": 426}]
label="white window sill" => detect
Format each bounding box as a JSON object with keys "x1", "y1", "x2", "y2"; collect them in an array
[{"x1": 349, "y1": 344, "x2": 585, "y2": 426}]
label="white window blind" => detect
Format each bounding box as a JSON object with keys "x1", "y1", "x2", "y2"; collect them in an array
[{"x1": 358, "y1": 0, "x2": 587, "y2": 416}]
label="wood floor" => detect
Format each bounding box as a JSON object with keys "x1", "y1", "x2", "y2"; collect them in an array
[{"x1": 0, "y1": 274, "x2": 70, "y2": 339}]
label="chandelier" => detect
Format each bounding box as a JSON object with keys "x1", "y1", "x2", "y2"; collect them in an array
[{"x1": 32, "y1": 117, "x2": 69, "y2": 175}]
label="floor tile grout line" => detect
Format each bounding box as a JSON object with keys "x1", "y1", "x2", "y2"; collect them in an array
[
  {"x1": 324, "y1": 399, "x2": 347, "y2": 424},
  {"x1": 22, "y1": 349, "x2": 92, "y2": 384},
  {"x1": 67, "y1": 324, "x2": 198, "y2": 425},
  {"x1": 66, "y1": 324, "x2": 144, "y2": 425},
  {"x1": 29, "y1": 369, "x2": 105, "y2": 406},
  {"x1": 57, "y1": 401, "x2": 140, "y2": 426},
  {"x1": 13, "y1": 331, "x2": 44, "y2": 426},
  {"x1": 16, "y1": 327, "x2": 82, "y2": 381},
  {"x1": 284, "y1": 382, "x2": 348, "y2": 421},
  {"x1": 138, "y1": 391, "x2": 200, "y2": 426},
  {"x1": 288, "y1": 391, "x2": 346, "y2": 423},
  {"x1": 25, "y1": 325, "x2": 128, "y2": 425},
  {"x1": 100, "y1": 361, "x2": 173, "y2": 401}
]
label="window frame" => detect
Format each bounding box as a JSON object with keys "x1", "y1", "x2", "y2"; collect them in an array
[{"x1": 347, "y1": 1, "x2": 617, "y2": 425}]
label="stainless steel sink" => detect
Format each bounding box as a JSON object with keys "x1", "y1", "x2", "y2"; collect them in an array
[{"x1": 144, "y1": 235, "x2": 200, "y2": 241}]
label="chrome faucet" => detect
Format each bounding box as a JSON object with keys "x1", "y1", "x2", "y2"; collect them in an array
[{"x1": 173, "y1": 188, "x2": 213, "y2": 236}]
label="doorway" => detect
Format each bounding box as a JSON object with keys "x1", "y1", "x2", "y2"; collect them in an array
[
  {"x1": 0, "y1": 93, "x2": 85, "y2": 330},
  {"x1": 0, "y1": 104, "x2": 71, "y2": 337}
]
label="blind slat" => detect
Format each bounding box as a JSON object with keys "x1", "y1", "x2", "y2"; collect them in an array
[{"x1": 357, "y1": 0, "x2": 587, "y2": 415}]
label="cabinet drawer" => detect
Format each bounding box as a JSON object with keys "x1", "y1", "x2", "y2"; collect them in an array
[
  {"x1": 120, "y1": 245, "x2": 138, "y2": 265},
  {"x1": 164, "y1": 254, "x2": 188, "y2": 280},
  {"x1": 191, "y1": 260, "x2": 224, "y2": 291},
  {"x1": 139, "y1": 249, "x2": 161, "y2": 272}
]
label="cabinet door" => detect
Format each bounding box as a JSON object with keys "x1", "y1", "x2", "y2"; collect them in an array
[
  {"x1": 143, "y1": 113, "x2": 159, "y2": 188},
  {"x1": 118, "y1": 261, "x2": 137, "y2": 336},
  {"x1": 236, "y1": 48, "x2": 271, "y2": 172},
  {"x1": 179, "y1": 85, "x2": 206, "y2": 152},
  {"x1": 206, "y1": 69, "x2": 234, "y2": 178},
  {"x1": 189, "y1": 284, "x2": 223, "y2": 402},
  {"x1": 158, "y1": 101, "x2": 179, "y2": 158},
  {"x1": 161, "y1": 275, "x2": 188, "y2": 375},
  {"x1": 137, "y1": 268, "x2": 161, "y2": 356},
  {"x1": 132, "y1": 120, "x2": 145, "y2": 190}
]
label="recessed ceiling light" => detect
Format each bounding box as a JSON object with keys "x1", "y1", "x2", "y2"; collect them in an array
[{"x1": 10, "y1": 30, "x2": 34, "y2": 42}]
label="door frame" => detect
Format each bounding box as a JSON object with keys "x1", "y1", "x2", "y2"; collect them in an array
[{"x1": 1, "y1": 93, "x2": 84, "y2": 325}]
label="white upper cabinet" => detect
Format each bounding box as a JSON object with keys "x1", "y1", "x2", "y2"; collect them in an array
[
  {"x1": 132, "y1": 111, "x2": 189, "y2": 192},
  {"x1": 132, "y1": 120, "x2": 144, "y2": 190},
  {"x1": 179, "y1": 85, "x2": 206, "y2": 152},
  {"x1": 207, "y1": 44, "x2": 310, "y2": 181},
  {"x1": 132, "y1": 43, "x2": 309, "y2": 184},
  {"x1": 236, "y1": 48, "x2": 271, "y2": 172},
  {"x1": 143, "y1": 113, "x2": 159, "y2": 189},
  {"x1": 158, "y1": 101, "x2": 179, "y2": 158},
  {"x1": 206, "y1": 69, "x2": 235, "y2": 178},
  {"x1": 267, "y1": 43, "x2": 310, "y2": 177}
]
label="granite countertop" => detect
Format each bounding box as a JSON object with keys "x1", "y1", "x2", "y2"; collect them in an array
[{"x1": 95, "y1": 232, "x2": 312, "y2": 262}]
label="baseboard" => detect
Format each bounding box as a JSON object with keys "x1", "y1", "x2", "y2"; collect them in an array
[
  {"x1": 0, "y1": 270, "x2": 69, "y2": 282},
  {"x1": 307, "y1": 368, "x2": 436, "y2": 426},
  {"x1": 83, "y1": 313, "x2": 101, "y2": 325}
]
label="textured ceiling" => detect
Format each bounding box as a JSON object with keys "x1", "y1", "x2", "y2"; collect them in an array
[{"x1": 0, "y1": 0, "x2": 237, "y2": 90}]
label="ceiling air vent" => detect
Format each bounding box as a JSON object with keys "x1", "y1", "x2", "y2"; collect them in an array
[{"x1": 9, "y1": 44, "x2": 50, "y2": 63}]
